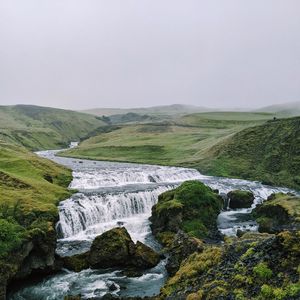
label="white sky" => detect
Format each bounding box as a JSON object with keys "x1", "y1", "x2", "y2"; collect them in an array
[{"x1": 0, "y1": 0, "x2": 299, "y2": 110}]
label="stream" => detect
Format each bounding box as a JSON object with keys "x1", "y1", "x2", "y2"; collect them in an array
[{"x1": 8, "y1": 147, "x2": 297, "y2": 299}]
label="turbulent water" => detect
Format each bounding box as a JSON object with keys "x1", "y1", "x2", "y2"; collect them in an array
[{"x1": 9, "y1": 147, "x2": 297, "y2": 300}]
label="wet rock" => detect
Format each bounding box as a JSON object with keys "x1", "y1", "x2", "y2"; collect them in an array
[
  {"x1": 101, "y1": 295, "x2": 119, "y2": 300},
  {"x1": 62, "y1": 252, "x2": 89, "y2": 272},
  {"x1": 63, "y1": 227, "x2": 160, "y2": 272},
  {"x1": 121, "y1": 268, "x2": 144, "y2": 277},
  {"x1": 89, "y1": 227, "x2": 135, "y2": 269},
  {"x1": 227, "y1": 190, "x2": 254, "y2": 209},
  {"x1": 108, "y1": 282, "x2": 118, "y2": 291},
  {"x1": 132, "y1": 241, "x2": 160, "y2": 269}
]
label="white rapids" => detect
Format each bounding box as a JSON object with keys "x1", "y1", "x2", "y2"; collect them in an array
[{"x1": 9, "y1": 146, "x2": 298, "y2": 300}]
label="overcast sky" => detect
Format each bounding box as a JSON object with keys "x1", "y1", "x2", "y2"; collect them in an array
[{"x1": 0, "y1": 0, "x2": 299, "y2": 110}]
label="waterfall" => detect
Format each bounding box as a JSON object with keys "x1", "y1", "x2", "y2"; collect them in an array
[
  {"x1": 69, "y1": 166, "x2": 203, "y2": 189},
  {"x1": 57, "y1": 186, "x2": 172, "y2": 239}
]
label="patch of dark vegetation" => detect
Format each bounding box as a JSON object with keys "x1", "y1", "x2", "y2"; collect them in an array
[
  {"x1": 79, "y1": 125, "x2": 122, "y2": 141},
  {"x1": 0, "y1": 171, "x2": 31, "y2": 189}
]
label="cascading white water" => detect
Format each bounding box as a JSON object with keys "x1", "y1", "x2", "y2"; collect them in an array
[
  {"x1": 69, "y1": 166, "x2": 202, "y2": 189},
  {"x1": 57, "y1": 186, "x2": 172, "y2": 239}
]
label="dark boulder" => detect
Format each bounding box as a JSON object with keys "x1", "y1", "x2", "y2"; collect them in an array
[
  {"x1": 227, "y1": 190, "x2": 254, "y2": 209},
  {"x1": 62, "y1": 252, "x2": 89, "y2": 272},
  {"x1": 89, "y1": 227, "x2": 135, "y2": 269},
  {"x1": 132, "y1": 241, "x2": 160, "y2": 269},
  {"x1": 63, "y1": 227, "x2": 160, "y2": 272}
]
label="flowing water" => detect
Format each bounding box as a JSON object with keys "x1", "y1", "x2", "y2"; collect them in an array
[{"x1": 8, "y1": 147, "x2": 298, "y2": 300}]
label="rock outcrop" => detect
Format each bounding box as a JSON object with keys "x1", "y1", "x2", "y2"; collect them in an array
[
  {"x1": 160, "y1": 231, "x2": 300, "y2": 300},
  {"x1": 253, "y1": 193, "x2": 300, "y2": 233},
  {"x1": 63, "y1": 227, "x2": 160, "y2": 272},
  {"x1": 149, "y1": 181, "x2": 223, "y2": 281},
  {"x1": 227, "y1": 190, "x2": 254, "y2": 209},
  {"x1": 1, "y1": 221, "x2": 61, "y2": 299},
  {"x1": 150, "y1": 181, "x2": 223, "y2": 242},
  {"x1": 165, "y1": 231, "x2": 204, "y2": 276}
]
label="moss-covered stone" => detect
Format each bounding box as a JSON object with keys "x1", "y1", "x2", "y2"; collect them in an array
[
  {"x1": 89, "y1": 227, "x2": 135, "y2": 268},
  {"x1": 150, "y1": 181, "x2": 223, "y2": 241},
  {"x1": 159, "y1": 231, "x2": 300, "y2": 299},
  {"x1": 165, "y1": 231, "x2": 204, "y2": 276},
  {"x1": 63, "y1": 227, "x2": 160, "y2": 272},
  {"x1": 227, "y1": 190, "x2": 254, "y2": 209},
  {"x1": 62, "y1": 253, "x2": 89, "y2": 272},
  {"x1": 133, "y1": 241, "x2": 160, "y2": 269},
  {"x1": 253, "y1": 193, "x2": 300, "y2": 233}
]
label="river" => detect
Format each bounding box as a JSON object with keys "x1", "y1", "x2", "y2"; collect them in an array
[{"x1": 8, "y1": 148, "x2": 296, "y2": 299}]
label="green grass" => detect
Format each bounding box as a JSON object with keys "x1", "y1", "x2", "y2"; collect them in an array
[
  {"x1": 0, "y1": 140, "x2": 73, "y2": 259},
  {"x1": 197, "y1": 117, "x2": 300, "y2": 190},
  {"x1": 60, "y1": 112, "x2": 275, "y2": 166},
  {"x1": 0, "y1": 104, "x2": 105, "y2": 150}
]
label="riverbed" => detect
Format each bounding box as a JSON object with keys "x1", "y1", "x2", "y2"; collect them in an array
[{"x1": 8, "y1": 149, "x2": 296, "y2": 299}]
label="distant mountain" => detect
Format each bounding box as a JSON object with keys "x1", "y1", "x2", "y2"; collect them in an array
[
  {"x1": 0, "y1": 105, "x2": 106, "y2": 150},
  {"x1": 256, "y1": 101, "x2": 300, "y2": 116},
  {"x1": 81, "y1": 104, "x2": 211, "y2": 117},
  {"x1": 198, "y1": 116, "x2": 300, "y2": 190}
]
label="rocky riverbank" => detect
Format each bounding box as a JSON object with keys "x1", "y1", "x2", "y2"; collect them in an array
[{"x1": 150, "y1": 183, "x2": 300, "y2": 300}]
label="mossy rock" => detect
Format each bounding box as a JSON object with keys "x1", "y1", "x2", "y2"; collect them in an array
[
  {"x1": 63, "y1": 253, "x2": 89, "y2": 272},
  {"x1": 160, "y1": 231, "x2": 300, "y2": 299},
  {"x1": 166, "y1": 230, "x2": 204, "y2": 276},
  {"x1": 132, "y1": 241, "x2": 160, "y2": 269},
  {"x1": 227, "y1": 190, "x2": 254, "y2": 209},
  {"x1": 253, "y1": 193, "x2": 300, "y2": 233},
  {"x1": 150, "y1": 181, "x2": 223, "y2": 240},
  {"x1": 63, "y1": 227, "x2": 160, "y2": 272},
  {"x1": 89, "y1": 227, "x2": 135, "y2": 268}
]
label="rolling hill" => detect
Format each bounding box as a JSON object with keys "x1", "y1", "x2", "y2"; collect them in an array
[
  {"x1": 0, "y1": 105, "x2": 106, "y2": 150},
  {"x1": 81, "y1": 104, "x2": 211, "y2": 117},
  {"x1": 197, "y1": 116, "x2": 300, "y2": 190},
  {"x1": 60, "y1": 112, "x2": 275, "y2": 166}
]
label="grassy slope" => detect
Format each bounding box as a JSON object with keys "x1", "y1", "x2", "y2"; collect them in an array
[
  {"x1": 0, "y1": 140, "x2": 73, "y2": 259},
  {"x1": 197, "y1": 117, "x2": 300, "y2": 190},
  {"x1": 60, "y1": 112, "x2": 275, "y2": 166},
  {"x1": 0, "y1": 105, "x2": 105, "y2": 150}
]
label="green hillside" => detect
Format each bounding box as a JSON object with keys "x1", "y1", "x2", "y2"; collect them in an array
[
  {"x1": 60, "y1": 112, "x2": 275, "y2": 166},
  {"x1": 197, "y1": 117, "x2": 300, "y2": 190},
  {"x1": 0, "y1": 105, "x2": 106, "y2": 150},
  {"x1": 0, "y1": 140, "x2": 72, "y2": 272}
]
